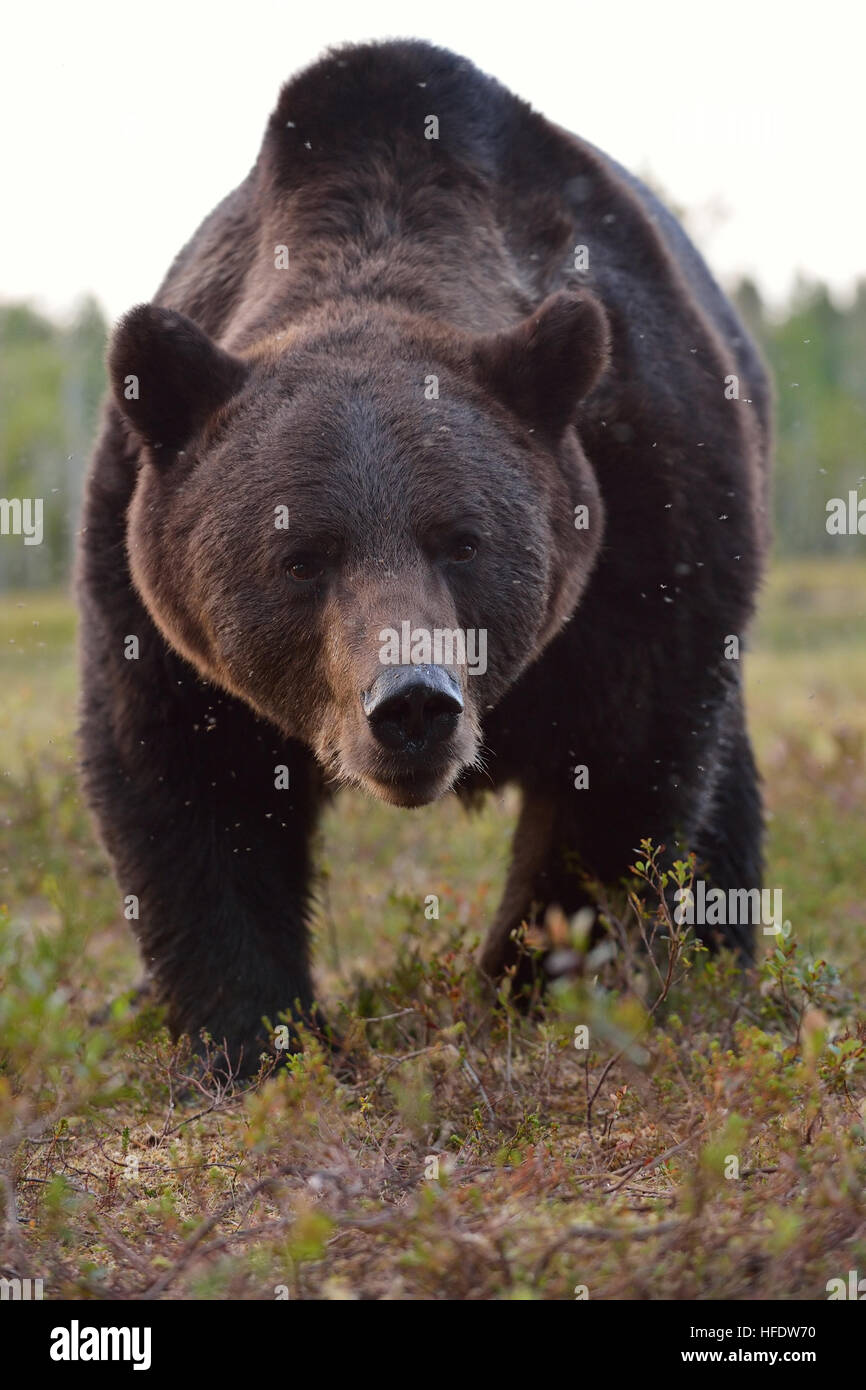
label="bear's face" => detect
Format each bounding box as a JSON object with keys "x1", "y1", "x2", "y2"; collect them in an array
[{"x1": 110, "y1": 295, "x2": 608, "y2": 806}]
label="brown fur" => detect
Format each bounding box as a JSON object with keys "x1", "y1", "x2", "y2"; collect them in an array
[{"x1": 78, "y1": 39, "x2": 771, "y2": 1069}]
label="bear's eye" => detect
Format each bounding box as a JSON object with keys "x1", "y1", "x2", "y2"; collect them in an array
[
  {"x1": 447, "y1": 537, "x2": 478, "y2": 564},
  {"x1": 287, "y1": 557, "x2": 324, "y2": 584}
]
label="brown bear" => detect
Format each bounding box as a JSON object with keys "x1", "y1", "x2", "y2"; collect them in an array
[{"x1": 78, "y1": 39, "x2": 771, "y2": 1071}]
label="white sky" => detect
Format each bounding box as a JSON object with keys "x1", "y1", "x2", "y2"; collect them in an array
[{"x1": 2, "y1": 0, "x2": 864, "y2": 323}]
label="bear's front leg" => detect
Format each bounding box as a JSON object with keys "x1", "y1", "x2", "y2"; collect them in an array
[
  {"x1": 478, "y1": 791, "x2": 601, "y2": 989},
  {"x1": 81, "y1": 652, "x2": 323, "y2": 1075}
]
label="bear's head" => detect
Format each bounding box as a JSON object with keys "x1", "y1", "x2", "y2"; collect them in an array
[{"x1": 108, "y1": 293, "x2": 608, "y2": 806}]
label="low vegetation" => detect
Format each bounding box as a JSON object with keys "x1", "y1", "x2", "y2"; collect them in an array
[{"x1": 1, "y1": 562, "x2": 864, "y2": 1299}]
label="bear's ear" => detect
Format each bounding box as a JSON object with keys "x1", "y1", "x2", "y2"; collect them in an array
[
  {"x1": 108, "y1": 305, "x2": 248, "y2": 450},
  {"x1": 471, "y1": 291, "x2": 610, "y2": 436}
]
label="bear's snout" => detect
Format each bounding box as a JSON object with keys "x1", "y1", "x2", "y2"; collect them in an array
[
  {"x1": 337, "y1": 660, "x2": 477, "y2": 807},
  {"x1": 363, "y1": 664, "x2": 464, "y2": 754}
]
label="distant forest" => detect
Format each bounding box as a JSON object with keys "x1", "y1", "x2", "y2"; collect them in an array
[{"x1": 0, "y1": 276, "x2": 864, "y2": 589}]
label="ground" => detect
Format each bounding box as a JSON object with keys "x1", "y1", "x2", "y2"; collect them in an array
[{"x1": 1, "y1": 560, "x2": 864, "y2": 1300}]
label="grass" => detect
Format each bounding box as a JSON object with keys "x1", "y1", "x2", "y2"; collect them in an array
[{"x1": 1, "y1": 559, "x2": 865, "y2": 1300}]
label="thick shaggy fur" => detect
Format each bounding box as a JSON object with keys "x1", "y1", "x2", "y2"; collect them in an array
[{"x1": 78, "y1": 40, "x2": 771, "y2": 1069}]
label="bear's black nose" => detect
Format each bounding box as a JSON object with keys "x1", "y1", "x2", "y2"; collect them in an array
[{"x1": 363, "y1": 664, "x2": 464, "y2": 752}]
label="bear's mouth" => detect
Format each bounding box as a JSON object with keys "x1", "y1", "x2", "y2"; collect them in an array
[{"x1": 364, "y1": 762, "x2": 459, "y2": 808}]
